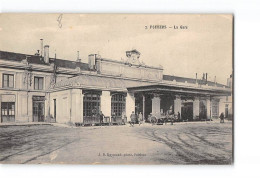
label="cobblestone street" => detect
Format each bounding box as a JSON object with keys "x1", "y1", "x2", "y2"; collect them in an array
[{"x1": 0, "y1": 122, "x2": 232, "y2": 164}]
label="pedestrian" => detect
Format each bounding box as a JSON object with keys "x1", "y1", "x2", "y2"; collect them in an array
[
  {"x1": 220, "y1": 112, "x2": 224, "y2": 123},
  {"x1": 167, "y1": 111, "x2": 173, "y2": 125},
  {"x1": 121, "y1": 111, "x2": 126, "y2": 125},
  {"x1": 99, "y1": 111, "x2": 104, "y2": 125},
  {"x1": 130, "y1": 111, "x2": 136, "y2": 127},
  {"x1": 138, "y1": 112, "x2": 143, "y2": 126},
  {"x1": 111, "y1": 112, "x2": 116, "y2": 124},
  {"x1": 177, "y1": 111, "x2": 181, "y2": 122}
]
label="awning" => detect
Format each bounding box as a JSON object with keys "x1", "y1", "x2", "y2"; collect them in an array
[
  {"x1": 51, "y1": 74, "x2": 231, "y2": 96},
  {"x1": 127, "y1": 84, "x2": 232, "y2": 96},
  {"x1": 53, "y1": 75, "x2": 129, "y2": 91}
]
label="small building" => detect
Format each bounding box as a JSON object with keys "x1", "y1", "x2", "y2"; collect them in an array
[{"x1": 0, "y1": 46, "x2": 232, "y2": 124}]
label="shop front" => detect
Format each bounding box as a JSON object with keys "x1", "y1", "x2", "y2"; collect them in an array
[{"x1": 0, "y1": 94, "x2": 16, "y2": 123}]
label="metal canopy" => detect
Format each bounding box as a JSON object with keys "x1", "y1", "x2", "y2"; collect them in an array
[
  {"x1": 127, "y1": 84, "x2": 231, "y2": 97},
  {"x1": 53, "y1": 75, "x2": 127, "y2": 91}
]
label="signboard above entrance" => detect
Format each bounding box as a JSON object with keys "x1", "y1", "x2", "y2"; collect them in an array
[{"x1": 96, "y1": 54, "x2": 163, "y2": 81}]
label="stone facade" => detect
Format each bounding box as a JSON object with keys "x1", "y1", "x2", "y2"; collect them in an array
[{"x1": 0, "y1": 49, "x2": 232, "y2": 124}]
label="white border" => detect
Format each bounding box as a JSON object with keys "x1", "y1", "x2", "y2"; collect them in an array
[{"x1": 1, "y1": 0, "x2": 260, "y2": 179}]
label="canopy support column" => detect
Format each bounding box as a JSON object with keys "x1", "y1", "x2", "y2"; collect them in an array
[
  {"x1": 174, "y1": 95, "x2": 182, "y2": 117},
  {"x1": 142, "y1": 94, "x2": 145, "y2": 121},
  {"x1": 152, "y1": 94, "x2": 161, "y2": 116}
]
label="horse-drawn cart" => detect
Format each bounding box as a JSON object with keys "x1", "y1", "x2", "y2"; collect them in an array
[{"x1": 148, "y1": 113, "x2": 177, "y2": 125}]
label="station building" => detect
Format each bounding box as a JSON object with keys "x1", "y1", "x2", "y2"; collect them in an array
[{"x1": 0, "y1": 45, "x2": 232, "y2": 124}]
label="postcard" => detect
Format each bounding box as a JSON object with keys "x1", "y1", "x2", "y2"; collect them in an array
[{"x1": 0, "y1": 14, "x2": 233, "y2": 164}]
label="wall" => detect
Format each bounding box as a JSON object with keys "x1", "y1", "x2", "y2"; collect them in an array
[
  {"x1": 71, "y1": 89, "x2": 83, "y2": 123},
  {"x1": 174, "y1": 96, "x2": 182, "y2": 116},
  {"x1": 125, "y1": 92, "x2": 135, "y2": 121},
  {"x1": 206, "y1": 98, "x2": 211, "y2": 119},
  {"x1": 50, "y1": 89, "x2": 71, "y2": 124},
  {"x1": 219, "y1": 96, "x2": 226, "y2": 116},
  {"x1": 97, "y1": 59, "x2": 163, "y2": 82},
  {"x1": 152, "y1": 96, "x2": 161, "y2": 117},
  {"x1": 100, "y1": 91, "x2": 111, "y2": 117},
  {"x1": 0, "y1": 64, "x2": 73, "y2": 123},
  {"x1": 193, "y1": 98, "x2": 200, "y2": 118}
]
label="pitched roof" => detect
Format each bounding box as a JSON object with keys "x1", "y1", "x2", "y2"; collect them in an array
[
  {"x1": 52, "y1": 74, "x2": 231, "y2": 96},
  {"x1": 0, "y1": 50, "x2": 46, "y2": 64},
  {"x1": 52, "y1": 74, "x2": 156, "y2": 91},
  {"x1": 0, "y1": 50, "x2": 91, "y2": 71},
  {"x1": 163, "y1": 75, "x2": 227, "y2": 88}
]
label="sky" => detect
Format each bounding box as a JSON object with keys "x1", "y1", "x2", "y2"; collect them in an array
[{"x1": 0, "y1": 14, "x2": 233, "y2": 84}]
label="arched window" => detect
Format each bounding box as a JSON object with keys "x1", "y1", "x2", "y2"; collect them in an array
[
  {"x1": 83, "y1": 91, "x2": 101, "y2": 117},
  {"x1": 111, "y1": 93, "x2": 126, "y2": 117}
]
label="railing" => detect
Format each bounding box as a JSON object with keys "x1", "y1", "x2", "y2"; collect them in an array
[
  {"x1": 103, "y1": 116, "x2": 110, "y2": 124},
  {"x1": 83, "y1": 116, "x2": 100, "y2": 125},
  {"x1": 82, "y1": 115, "x2": 127, "y2": 126},
  {"x1": 111, "y1": 116, "x2": 127, "y2": 125}
]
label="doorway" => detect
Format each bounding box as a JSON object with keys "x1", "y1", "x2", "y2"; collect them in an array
[
  {"x1": 134, "y1": 94, "x2": 153, "y2": 120},
  {"x1": 199, "y1": 100, "x2": 207, "y2": 120},
  {"x1": 225, "y1": 104, "x2": 229, "y2": 118},
  {"x1": 33, "y1": 96, "x2": 45, "y2": 122},
  {"x1": 181, "y1": 102, "x2": 193, "y2": 121}
]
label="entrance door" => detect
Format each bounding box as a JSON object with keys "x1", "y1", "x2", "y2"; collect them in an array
[
  {"x1": 199, "y1": 100, "x2": 207, "y2": 120},
  {"x1": 181, "y1": 102, "x2": 193, "y2": 121},
  {"x1": 225, "y1": 104, "x2": 229, "y2": 118},
  {"x1": 1, "y1": 102, "x2": 15, "y2": 123},
  {"x1": 134, "y1": 94, "x2": 153, "y2": 120},
  {"x1": 33, "y1": 101, "x2": 45, "y2": 122}
]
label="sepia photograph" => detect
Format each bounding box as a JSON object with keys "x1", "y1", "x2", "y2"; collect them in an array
[{"x1": 0, "y1": 14, "x2": 233, "y2": 165}]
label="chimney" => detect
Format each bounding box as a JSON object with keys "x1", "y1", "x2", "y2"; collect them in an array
[
  {"x1": 40, "y1": 39, "x2": 43, "y2": 57},
  {"x1": 195, "y1": 73, "x2": 197, "y2": 83},
  {"x1": 88, "y1": 54, "x2": 96, "y2": 69},
  {"x1": 44, "y1": 45, "x2": 49, "y2": 63},
  {"x1": 76, "y1": 51, "x2": 81, "y2": 62}
]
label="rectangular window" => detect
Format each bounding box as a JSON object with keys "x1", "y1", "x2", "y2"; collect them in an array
[
  {"x1": 34, "y1": 77, "x2": 44, "y2": 90},
  {"x1": 111, "y1": 94, "x2": 126, "y2": 117},
  {"x1": 1, "y1": 102, "x2": 15, "y2": 122},
  {"x1": 83, "y1": 92, "x2": 101, "y2": 117},
  {"x1": 2, "y1": 74, "x2": 14, "y2": 88}
]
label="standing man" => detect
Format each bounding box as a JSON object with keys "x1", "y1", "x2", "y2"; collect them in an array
[
  {"x1": 121, "y1": 111, "x2": 126, "y2": 125},
  {"x1": 220, "y1": 112, "x2": 225, "y2": 123},
  {"x1": 130, "y1": 111, "x2": 136, "y2": 127},
  {"x1": 138, "y1": 112, "x2": 143, "y2": 126},
  {"x1": 177, "y1": 111, "x2": 181, "y2": 122},
  {"x1": 99, "y1": 111, "x2": 104, "y2": 125},
  {"x1": 111, "y1": 112, "x2": 116, "y2": 124}
]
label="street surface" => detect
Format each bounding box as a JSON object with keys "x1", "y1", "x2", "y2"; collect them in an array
[{"x1": 0, "y1": 122, "x2": 232, "y2": 164}]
